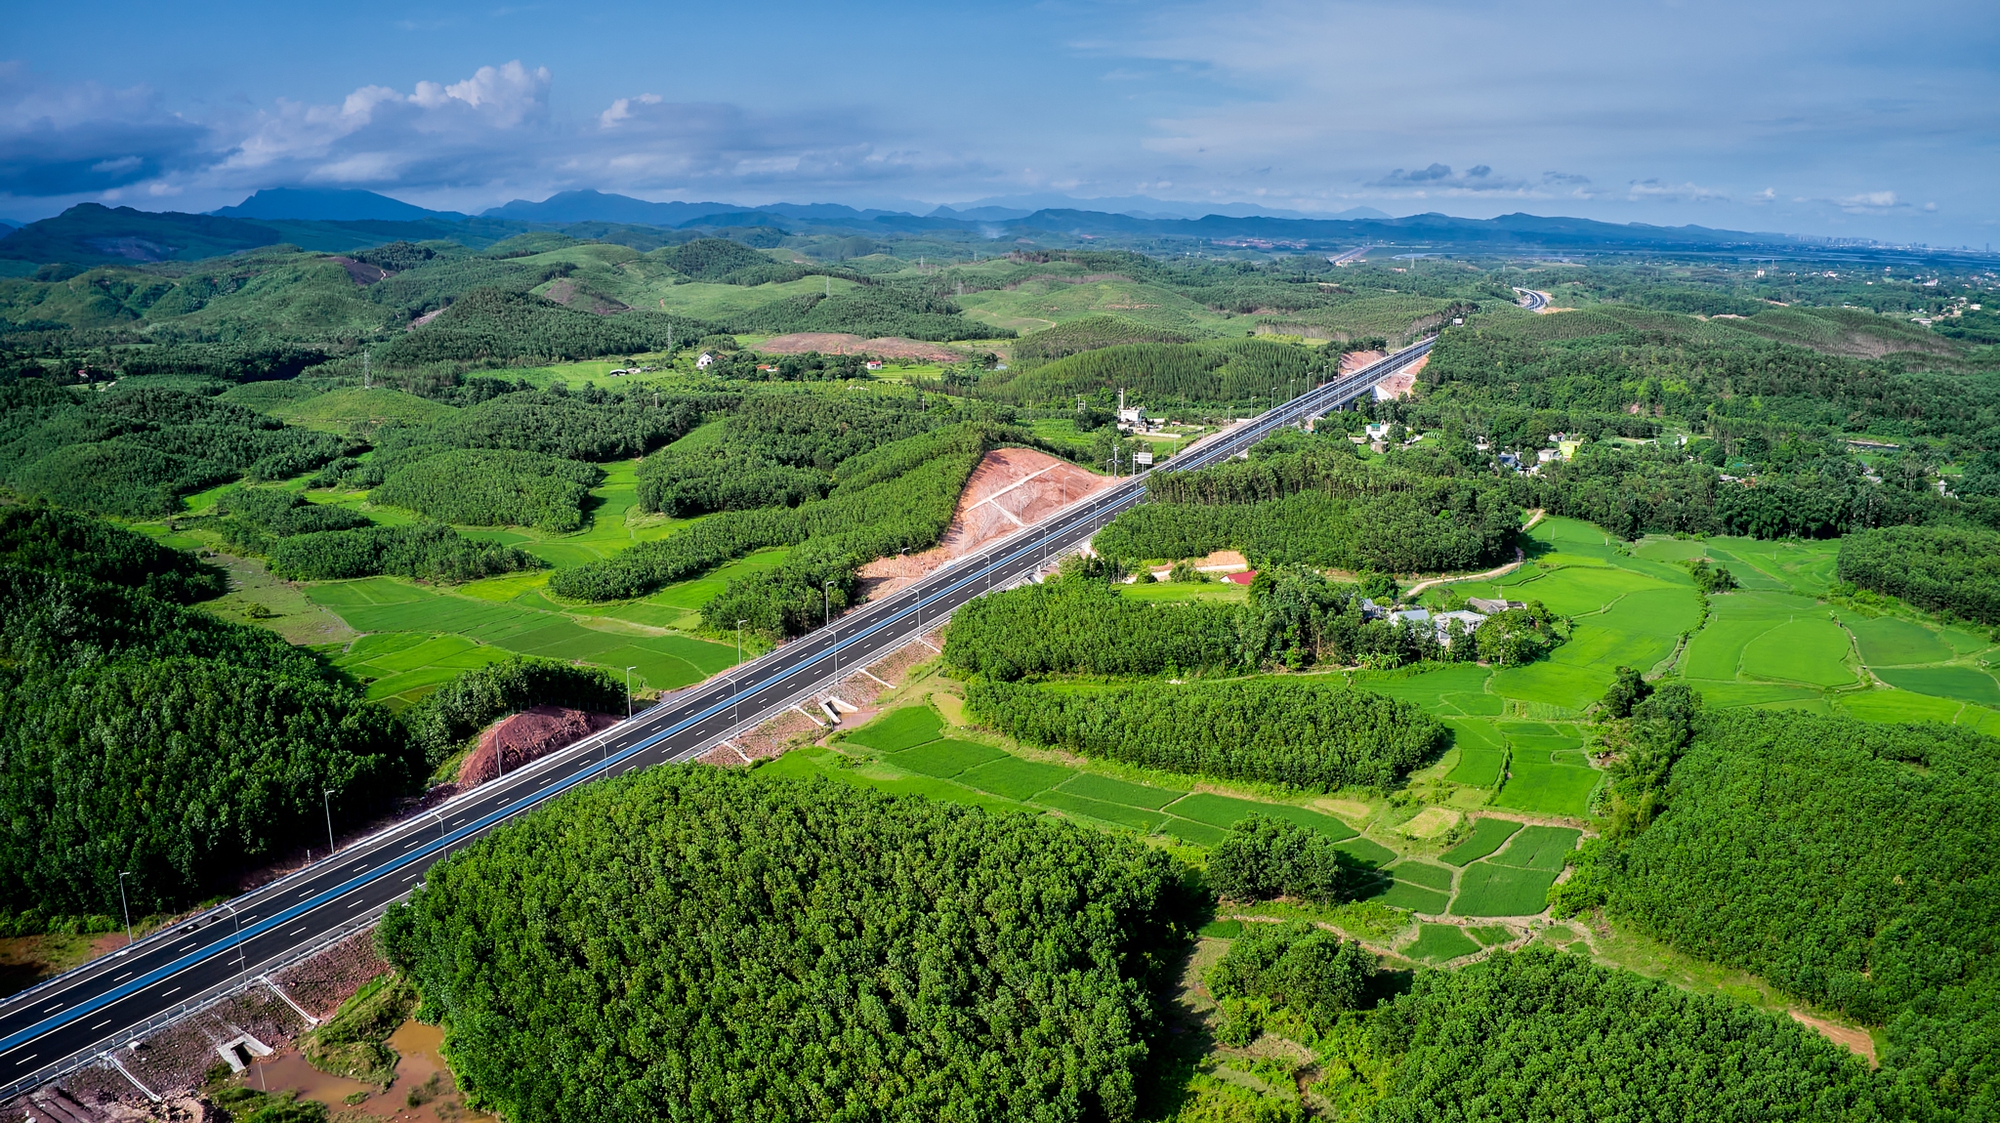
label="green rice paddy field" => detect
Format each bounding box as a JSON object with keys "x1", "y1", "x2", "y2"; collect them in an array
[
  {"x1": 1364, "y1": 516, "x2": 2000, "y2": 818},
  {"x1": 167, "y1": 458, "x2": 748, "y2": 707},
  {"x1": 763, "y1": 700, "x2": 1579, "y2": 919}
]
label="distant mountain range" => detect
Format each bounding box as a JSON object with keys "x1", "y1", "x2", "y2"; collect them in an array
[
  {"x1": 214, "y1": 188, "x2": 465, "y2": 223},
  {"x1": 928, "y1": 195, "x2": 1391, "y2": 222},
  {"x1": 0, "y1": 187, "x2": 1827, "y2": 267}
]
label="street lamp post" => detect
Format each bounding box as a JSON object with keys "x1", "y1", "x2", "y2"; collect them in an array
[
  {"x1": 321, "y1": 789, "x2": 336, "y2": 857},
  {"x1": 118, "y1": 871, "x2": 134, "y2": 947},
  {"x1": 625, "y1": 666, "x2": 637, "y2": 720},
  {"x1": 223, "y1": 903, "x2": 246, "y2": 986},
  {"x1": 734, "y1": 620, "x2": 747, "y2": 730},
  {"x1": 824, "y1": 581, "x2": 838, "y2": 678}
]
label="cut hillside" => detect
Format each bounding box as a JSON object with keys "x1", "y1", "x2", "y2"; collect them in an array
[
  {"x1": 459, "y1": 705, "x2": 619, "y2": 785},
  {"x1": 857, "y1": 447, "x2": 1108, "y2": 597}
]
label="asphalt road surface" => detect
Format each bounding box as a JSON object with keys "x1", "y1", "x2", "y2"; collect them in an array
[
  {"x1": 0, "y1": 338, "x2": 1433, "y2": 1100},
  {"x1": 1513, "y1": 286, "x2": 1550, "y2": 312}
]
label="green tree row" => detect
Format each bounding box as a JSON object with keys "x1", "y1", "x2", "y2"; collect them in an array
[
  {"x1": 268, "y1": 522, "x2": 541, "y2": 583},
  {"x1": 371, "y1": 448, "x2": 603, "y2": 532},
  {"x1": 964, "y1": 676, "x2": 1448, "y2": 791}
]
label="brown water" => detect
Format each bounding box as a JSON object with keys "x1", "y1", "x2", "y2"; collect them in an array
[{"x1": 243, "y1": 1019, "x2": 493, "y2": 1122}]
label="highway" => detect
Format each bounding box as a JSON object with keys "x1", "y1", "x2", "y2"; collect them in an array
[
  {"x1": 1513, "y1": 286, "x2": 1550, "y2": 312},
  {"x1": 0, "y1": 337, "x2": 1433, "y2": 1102}
]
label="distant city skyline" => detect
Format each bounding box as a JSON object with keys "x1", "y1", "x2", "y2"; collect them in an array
[{"x1": 3, "y1": 0, "x2": 1994, "y2": 244}]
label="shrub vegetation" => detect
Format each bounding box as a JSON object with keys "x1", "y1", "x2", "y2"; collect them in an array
[{"x1": 1207, "y1": 816, "x2": 1368, "y2": 904}]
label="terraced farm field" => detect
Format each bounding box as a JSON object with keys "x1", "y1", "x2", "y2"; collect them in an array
[
  {"x1": 780, "y1": 703, "x2": 1580, "y2": 920},
  {"x1": 1389, "y1": 517, "x2": 2000, "y2": 771}
]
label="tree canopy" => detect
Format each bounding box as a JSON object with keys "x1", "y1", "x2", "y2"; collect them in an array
[{"x1": 380, "y1": 767, "x2": 1190, "y2": 1123}]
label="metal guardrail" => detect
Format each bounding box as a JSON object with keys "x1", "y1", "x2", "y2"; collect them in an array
[{"x1": 0, "y1": 904, "x2": 396, "y2": 1105}]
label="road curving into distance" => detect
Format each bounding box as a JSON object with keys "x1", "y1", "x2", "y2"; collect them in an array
[
  {"x1": 1513, "y1": 286, "x2": 1550, "y2": 312},
  {"x1": 0, "y1": 337, "x2": 1434, "y2": 1101}
]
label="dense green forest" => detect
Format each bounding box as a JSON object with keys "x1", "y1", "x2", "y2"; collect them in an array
[
  {"x1": 632, "y1": 391, "x2": 941, "y2": 517},
  {"x1": 989, "y1": 339, "x2": 1326, "y2": 410},
  {"x1": 0, "y1": 507, "x2": 648, "y2": 925},
  {"x1": 1207, "y1": 921, "x2": 1376, "y2": 1037},
  {"x1": 1012, "y1": 315, "x2": 1193, "y2": 362},
  {"x1": 1562, "y1": 707, "x2": 2000, "y2": 1118},
  {"x1": 943, "y1": 575, "x2": 1245, "y2": 680},
  {"x1": 380, "y1": 767, "x2": 1188, "y2": 1123},
  {"x1": 0, "y1": 513, "x2": 416, "y2": 920},
  {"x1": 966, "y1": 676, "x2": 1446, "y2": 791},
  {"x1": 1207, "y1": 817, "x2": 1368, "y2": 906},
  {"x1": 267, "y1": 521, "x2": 540, "y2": 583},
  {"x1": 371, "y1": 448, "x2": 602, "y2": 532},
  {"x1": 0, "y1": 379, "x2": 348, "y2": 515},
  {"x1": 398, "y1": 384, "x2": 733, "y2": 460},
  {"x1": 1358, "y1": 948, "x2": 1881, "y2": 1121},
  {"x1": 0, "y1": 503, "x2": 225, "y2": 602},
  {"x1": 1837, "y1": 524, "x2": 2000, "y2": 624}
]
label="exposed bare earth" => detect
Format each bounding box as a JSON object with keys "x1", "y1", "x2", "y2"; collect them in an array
[
  {"x1": 858, "y1": 448, "x2": 1109, "y2": 600},
  {"x1": 458, "y1": 706, "x2": 621, "y2": 786},
  {"x1": 1789, "y1": 1009, "x2": 1878, "y2": 1066},
  {"x1": 753, "y1": 333, "x2": 966, "y2": 361},
  {"x1": 328, "y1": 257, "x2": 390, "y2": 286},
  {"x1": 0, "y1": 929, "x2": 500, "y2": 1123},
  {"x1": 1338, "y1": 349, "x2": 1386, "y2": 373}
]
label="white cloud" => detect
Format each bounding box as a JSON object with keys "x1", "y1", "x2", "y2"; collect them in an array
[
  {"x1": 1626, "y1": 180, "x2": 1730, "y2": 203},
  {"x1": 1835, "y1": 190, "x2": 1901, "y2": 211},
  {"x1": 599, "y1": 93, "x2": 662, "y2": 129}
]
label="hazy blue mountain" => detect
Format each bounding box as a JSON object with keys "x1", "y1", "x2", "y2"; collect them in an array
[
  {"x1": 481, "y1": 191, "x2": 744, "y2": 225},
  {"x1": 0, "y1": 204, "x2": 284, "y2": 263},
  {"x1": 213, "y1": 188, "x2": 460, "y2": 222},
  {"x1": 1008, "y1": 207, "x2": 1798, "y2": 249},
  {"x1": 934, "y1": 194, "x2": 1391, "y2": 222}
]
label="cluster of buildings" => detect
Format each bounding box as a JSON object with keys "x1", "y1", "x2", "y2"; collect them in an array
[{"x1": 1360, "y1": 596, "x2": 1525, "y2": 645}]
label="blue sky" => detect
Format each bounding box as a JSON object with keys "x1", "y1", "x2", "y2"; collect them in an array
[{"x1": 3, "y1": 0, "x2": 1995, "y2": 244}]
